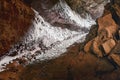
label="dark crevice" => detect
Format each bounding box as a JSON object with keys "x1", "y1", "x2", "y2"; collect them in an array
[
  {"x1": 22, "y1": 0, "x2": 32, "y2": 5},
  {"x1": 110, "y1": 7, "x2": 120, "y2": 26},
  {"x1": 110, "y1": 8, "x2": 120, "y2": 40},
  {"x1": 108, "y1": 58, "x2": 118, "y2": 70},
  {"x1": 107, "y1": 1, "x2": 120, "y2": 40}
]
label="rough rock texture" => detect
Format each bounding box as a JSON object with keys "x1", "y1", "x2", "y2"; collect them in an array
[
  {"x1": 0, "y1": 0, "x2": 34, "y2": 56},
  {"x1": 84, "y1": 2, "x2": 120, "y2": 67},
  {"x1": 84, "y1": 13, "x2": 118, "y2": 57},
  {"x1": 0, "y1": 0, "x2": 120, "y2": 80},
  {"x1": 102, "y1": 39, "x2": 116, "y2": 55},
  {"x1": 98, "y1": 14, "x2": 117, "y2": 38}
]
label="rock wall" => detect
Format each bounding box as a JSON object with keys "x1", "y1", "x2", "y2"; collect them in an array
[{"x1": 0, "y1": 0, "x2": 34, "y2": 56}]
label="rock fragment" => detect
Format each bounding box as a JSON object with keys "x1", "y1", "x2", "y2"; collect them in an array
[{"x1": 102, "y1": 39, "x2": 116, "y2": 55}]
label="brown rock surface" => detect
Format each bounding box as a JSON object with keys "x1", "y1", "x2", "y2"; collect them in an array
[
  {"x1": 0, "y1": 44, "x2": 115, "y2": 80},
  {"x1": 84, "y1": 40, "x2": 93, "y2": 53},
  {"x1": 92, "y1": 37, "x2": 103, "y2": 57},
  {"x1": 102, "y1": 39, "x2": 116, "y2": 55},
  {"x1": 84, "y1": 13, "x2": 118, "y2": 57},
  {"x1": 98, "y1": 14, "x2": 117, "y2": 36},
  {"x1": 0, "y1": 61, "x2": 24, "y2": 80},
  {"x1": 0, "y1": 0, "x2": 34, "y2": 56},
  {"x1": 111, "y1": 41, "x2": 120, "y2": 54},
  {"x1": 84, "y1": 25, "x2": 98, "y2": 53}
]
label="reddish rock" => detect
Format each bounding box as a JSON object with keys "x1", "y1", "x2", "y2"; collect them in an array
[
  {"x1": 98, "y1": 14, "x2": 117, "y2": 38},
  {"x1": 0, "y1": 0, "x2": 34, "y2": 56},
  {"x1": 97, "y1": 29, "x2": 108, "y2": 42},
  {"x1": 84, "y1": 40, "x2": 93, "y2": 53},
  {"x1": 87, "y1": 13, "x2": 118, "y2": 57},
  {"x1": 98, "y1": 14, "x2": 117, "y2": 32},
  {"x1": 111, "y1": 41, "x2": 120, "y2": 54},
  {"x1": 92, "y1": 38, "x2": 103, "y2": 57},
  {"x1": 102, "y1": 39, "x2": 116, "y2": 55}
]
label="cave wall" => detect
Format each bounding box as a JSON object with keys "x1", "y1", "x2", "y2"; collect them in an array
[{"x1": 0, "y1": 0, "x2": 34, "y2": 56}]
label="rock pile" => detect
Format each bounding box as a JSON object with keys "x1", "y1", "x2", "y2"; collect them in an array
[
  {"x1": 84, "y1": 4, "x2": 120, "y2": 67},
  {"x1": 84, "y1": 14, "x2": 117, "y2": 56}
]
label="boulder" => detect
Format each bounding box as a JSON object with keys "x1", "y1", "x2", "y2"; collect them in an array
[
  {"x1": 102, "y1": 39, "x2": 116, "y2": 55},
  {"x1": 92, "y1": 37, "x2": 103, "y2": 57},
  {"x1": 84, "y1": 40, "x2": 93, "y2": 52},
  {"x1": 84, "y1": 40, "x2": 93, "y2": 53}
]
